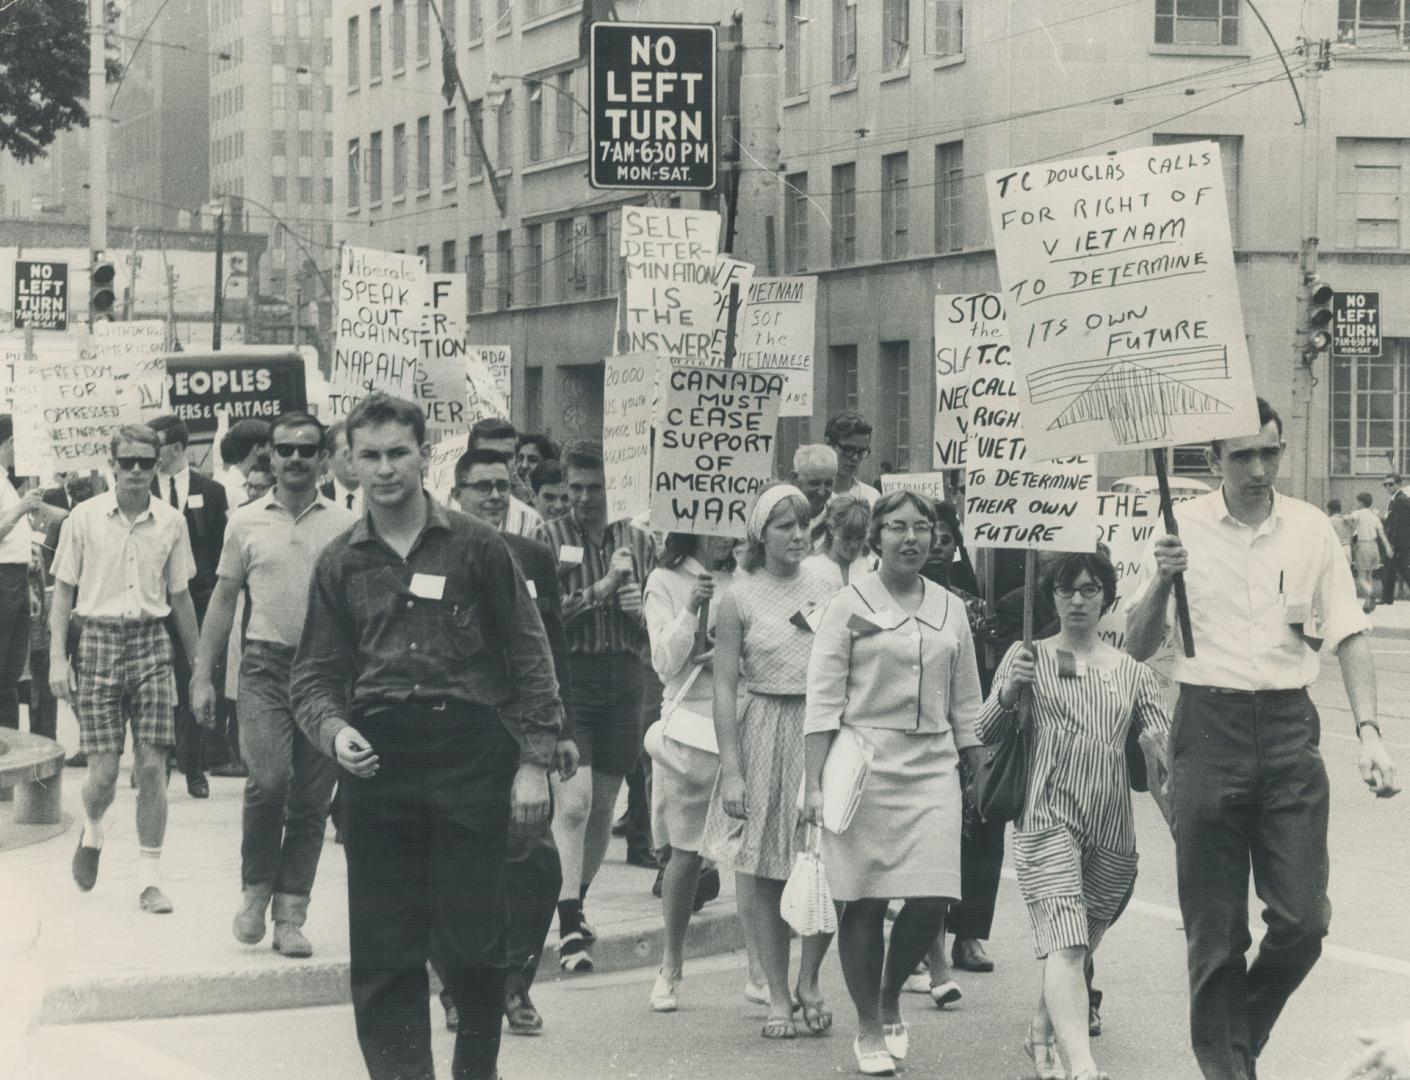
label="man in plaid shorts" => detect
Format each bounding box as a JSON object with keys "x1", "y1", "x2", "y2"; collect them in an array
[{"x1": 49, "y1": 424, "x2": 201, "y2": 913}]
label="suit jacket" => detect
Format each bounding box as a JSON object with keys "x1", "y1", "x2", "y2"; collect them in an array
[
  {"x1": 153, "y1": 471, "x2": 228, "y2": 617},
  {"x1": 502, "y1": 530, "x2": 574, "y2": 737},
  {"x1": 1387, "y1": 490, "x2": 1410, "y2": 549}
]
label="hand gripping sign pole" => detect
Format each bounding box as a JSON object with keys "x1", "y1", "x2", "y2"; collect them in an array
[
  {"x1": 1153, "y1": 448, "x2": 1197, "y2": 658},
  {"x1": 1019, "y1": 550, "x2": 1037, "y2": 727}
]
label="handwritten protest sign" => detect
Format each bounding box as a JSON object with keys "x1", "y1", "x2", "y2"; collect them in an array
[
  {"x1": 330, "y1": 245, "x2": 426, "y2": 419},
  {"x1": 651, "y1": 365, "x2": 782, "y2": 537},
  {"x1": 986, "y1": 142, "x2": 1258, "y2": 459},
  {"x1": 1093, "y1": 490, "x2": 1179, "y2": 682},
  {"x1": 737, "y1": 276, "x2": 816, "y2": 417},
  {"x1": 13, "y1": 336, "x2": 123, "y2": 475},
  {"x1": 933, "y1": 293, "x2": 1007, "y2": 469},
  {"x1": 417, "y1": 273, "x2": 469, "y2": 435},
  {"x1": 95, "y1": 319, "x2": 167, "y2": 419},
  {"x1": 425, "y1": 433, "x2": 466, "y2": 506},
  {"x1": 620, "y1": 205, "x2": 720, "y2": 261},
  {"x1": 465, "y1": 346, "x2": 511, "y2": 423},
  {"x1": 880, "y1": 472, "x2": 946, "y2": 503},
  {"x1": 624, "y1": 253, "x2": 751, "y2": 367},
  {"x1": 960, "y1": 294, "x2": 1097, "y2": 551},
  {"x1": 603, "y1": 352, "x2": 656, "y2": 523},
  {"x1": 1, "y1": 333, "x2": 29, "y2": 412}
]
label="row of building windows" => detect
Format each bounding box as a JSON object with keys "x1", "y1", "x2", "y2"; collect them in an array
[
  {"x1": 269, "y1": 175, "x2": 335, "y2": 205},
  {"x1": 270, "y1": 37, "x2": 334, "y2": 67},
  {"x1": 271, "y1": 130, "x2": 336, "y2": 158},
  {"x1": 212, "y1": 86, "x2": 245, "y2": 122}
]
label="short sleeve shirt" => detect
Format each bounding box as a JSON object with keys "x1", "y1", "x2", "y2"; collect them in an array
[{"x1": 52, "y1": 492, "x2": 196, "y2": 619}]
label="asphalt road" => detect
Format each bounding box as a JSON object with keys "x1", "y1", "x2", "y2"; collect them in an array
[{"x1": 20, "y1": 643, "x2": 1410, "y2": 1080}]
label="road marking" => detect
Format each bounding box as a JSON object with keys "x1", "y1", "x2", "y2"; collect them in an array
[{"x1": 68, "y1": 1024, "x2": 227, "y2": 1080}]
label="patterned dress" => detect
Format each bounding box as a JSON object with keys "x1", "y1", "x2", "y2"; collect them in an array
[
  {"x1": 700, "y1": 564, "x2": 835, "y2": 881},
  {"x1": 977, "y1": 641, "x2": 1171, "y2": 957}
]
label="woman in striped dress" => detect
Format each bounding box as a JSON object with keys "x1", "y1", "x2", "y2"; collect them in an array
[{"x1": 977, "y1": 550, "x2": 1172, "y2": 1080}]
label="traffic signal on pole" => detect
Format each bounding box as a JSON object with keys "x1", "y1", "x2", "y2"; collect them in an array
[
  {"x1": 1302, "y1": 275, "x2": 1334, "y2": 364},
  {"x1": 89, "y1": 255, "x2": 116, "y2": 321}
]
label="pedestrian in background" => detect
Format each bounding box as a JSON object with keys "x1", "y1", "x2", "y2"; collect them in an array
[
  {"x1": 1352, "y1": 491, "x2": 1392, "y2": 613},
  {"x1": 824, "y1": 411, "x2": 880, "y2": 506},
  {"x1": 804, "y1": 494, "x2": 875, "y2": 590},
  {"x1": 529, "y1": 459, "x2": 571, "y2": 525},
  {"x1": 467, "y1": 418, "x2": 544, "y2": 538},
  {"x1": 1382, "y1": 474, "x2": 1410, "y2": 605},
  {"x1": 789, "y1": 443, "x2": 837, "y2": 546},
  {"x1": 702, "y1": 483, "x2": 835, "y2": 1041},
  {"x1": 1327, "y1": 499, "x2": 1353, "y2": 566},
  {"x1": 0, "y1": 414, "x2": 45, "y2": 732},
  {"x1": 803, "y1": 490, "x2": 983, "y2": 1077}
]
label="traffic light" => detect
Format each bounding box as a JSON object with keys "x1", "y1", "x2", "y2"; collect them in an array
[
  {"x1": 1302, "y1": 274, "x2": 1334, "y2": 364},
  {"x1": 89, "y1": 255, "x2": 116, "y2": 322}
]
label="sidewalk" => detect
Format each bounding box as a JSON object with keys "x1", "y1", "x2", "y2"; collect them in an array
[
  {"x1": 1371, "y1": 598, "x2": 1410, "y2": 640},
  {"x1": 1, "y1": 772, "x2": 742, "y2": 1025}
]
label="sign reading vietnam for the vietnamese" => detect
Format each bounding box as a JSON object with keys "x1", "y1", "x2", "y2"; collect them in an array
[
  {"x1": 330, "y1": 245, "x2": 426, "y2": 419},
  {"x1": 985, "y1": 142, "x2": 1258, "y2": 460},
  {"x1": 590, "y1": 21, "x2": 716, "y2": 191},
  {"x1": 737, "y1": 276, "x2": 817, "y2": 417},
  {"x1": 1332, "y1": 291, "x2": 1381, "y2": 358},
  {"x1": 12, "y1": 260, "x2": 68, "y2": 331},
  {"x1": 652, "y1": 366, "x2": 782, "y2": 538}
]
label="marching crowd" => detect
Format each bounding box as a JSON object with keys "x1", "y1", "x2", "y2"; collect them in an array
[{"x1": 0, "y1": 391, "x2": 1403, "y2": 1080}]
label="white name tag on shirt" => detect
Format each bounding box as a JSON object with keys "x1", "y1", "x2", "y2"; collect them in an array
[
  {"x1": 559, "y1": 545, "x2": 584, "y2": 566},
  {"x1": 409, "y1": 573, "x2": 446, "y2": 600},
  {"x1": 187, "y1": 493, "x2": 204, "y2": 509},
  {"x1": 525, "y1": 579, "x2": 539, "y2": 599}
]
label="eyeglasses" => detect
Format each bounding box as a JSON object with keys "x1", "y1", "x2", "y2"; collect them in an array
[
  {"x1": 115, "y1": 456, "x2": 157, "y2": 471},
  {"x1": 272, "y1": 443, "x2": 320, "y2": 459},
  {"x1": 881, "y1": 521, "x2": 933, "y2": 537},
  {"x1": 834, "y1": 444, "x2": 871, "y2": 460},
  {"x1": 1054, "y1": 584, "x2": 1104, "y2": 600},
  {"x1": 460, "y1": 479, "x2": 511, "y2": 496}
]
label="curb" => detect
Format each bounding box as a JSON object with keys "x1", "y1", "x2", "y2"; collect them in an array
[
  {"x1": 38, "y1": 905, "x2": 744, "y2": 1026},
  {"x1": 1373, "y1": 624, "x2": 1410, "y2": 641}
]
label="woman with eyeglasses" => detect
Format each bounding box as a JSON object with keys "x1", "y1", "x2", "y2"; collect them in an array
[
  {"x1": 976, "y1": 549, "x2": 1172, "y2": 1080},
  {"x1": 804, "y1": 495, "x2": 876, "y2": 590},
  {"x1": 802, "y1": 490, "x2": 984, "y2": 1077}
]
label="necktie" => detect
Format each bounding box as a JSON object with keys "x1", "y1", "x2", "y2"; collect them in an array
[
  {"x1": 346, "y1": 493, "x2": 355, "y2": 510},
  {"x1": 169, "y1": 476, "x2": 180, "y2": 509}
]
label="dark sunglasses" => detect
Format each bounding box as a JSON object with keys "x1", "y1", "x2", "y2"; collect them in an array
[
  {"x1": 115, "y1": 456, "x2": 157, "y2": 471},
  {"x1": 459, "y1": 479, "x2": 511, "y2": 495},
  {"x1": 272, "y1": 443, "x2": 320, "y2": 459}
]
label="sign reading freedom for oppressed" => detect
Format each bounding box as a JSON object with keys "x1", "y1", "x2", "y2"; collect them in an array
[
  {"x1": 12, "y1": 260, "x2": 69, "y2": 331},
  {"x1": 465, "y1": 346, "x2": 511, "y2": 422},
  {"x1": 590, "y1": 21, "x2": 716, "y2": 191},
  {"x1": 880, "y1": 472, "x2": 946, "y2": 503},
  {"x1": 986, "y1": 141, "x2": 1257, "y2": 460},
  {"x1": 934, "y1": 293, "x2": 1009, "y2": 469},
  {"x1": 417, "y1": 273, "x2": 469, "y2": 434},
  {"x1": 13, "y1": 336, "x2": 123, "y2": 475},
  {"x1": 652, "y1": 365, "x2": 782, "y2": 537},
  {"x1": 960, "y1": 293, "x2": 1097, "y2": 551},
  {"x1": 331, "y1": 245, "x2": 426, "y2": 418},
  {"x1": 603, "y1": 352, "x2": 656, "y2": 522},
  {"x1": 737, "y1": 276, "x2": 817, "y2": 417},
  {"x1": 95, "y1": 319, "x2": 167, "y2": 418}
]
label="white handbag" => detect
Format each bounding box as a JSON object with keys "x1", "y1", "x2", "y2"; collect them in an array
[
  {"x1": 818, "y1": 726, "x2": 873, "y2": 834},
  {"x1": 661, "y1": 664, "x2": 718, "y2": 756},
  {"x1": 780, "y1": 825, "x2": 838, "y2": 936}
]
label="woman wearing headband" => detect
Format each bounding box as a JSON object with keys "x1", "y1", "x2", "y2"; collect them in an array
[{"x1": 700, "y1": 483, "x2": 837, "y2": 1040}]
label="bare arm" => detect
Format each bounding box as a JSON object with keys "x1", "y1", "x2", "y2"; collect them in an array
[
  {"x1": 169, "y1": 589, "x2": 201, "y2": 671},
  {"x1": 711, "y1": 589, "x2": 748, "y2": 818},
  {"x1": 1126, "y1": 535, "x2": 1186, "y2": 661},
  {"x1": 191, "y1": 577, "x2": 242, "y2": 726},
  {"x1": 48, "y1": 580, "x2": 76, "y2": 701},
  {"x1": 1338, "y1": 631, "x2": 1399, "y2": 798}
]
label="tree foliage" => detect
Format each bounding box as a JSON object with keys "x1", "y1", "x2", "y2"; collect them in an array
[{"x1": 0, "y1": 0, "x2": 90, "y2": 163}]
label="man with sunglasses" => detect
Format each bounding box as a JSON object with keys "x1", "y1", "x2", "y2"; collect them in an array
[
  {"x1": 191, "y1": 412, "x2": 355, "y2": 957},
  {"x1": 824, "y1": 410, "x2": 880, "y2": 507},
  {"x1": 49, "y1": 424, "x2": 201, "y2": 914}
]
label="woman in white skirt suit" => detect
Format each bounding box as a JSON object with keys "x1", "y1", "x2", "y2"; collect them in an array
[{"x1": 802, "y1": 489, "x2": 985, "y2": 1077}]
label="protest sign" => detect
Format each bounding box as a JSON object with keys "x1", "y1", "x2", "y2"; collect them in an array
[
  {"x1": 330, "y1": 245, "x2": 426, "y2": 419},
  {"x1": 165, "y1": 354, "x2": 307, "y2": 436},
  {"x1": 416, "y1": 273, "x2": 470, "y2": 435},
  {"x1": 590, "y1": 22, "x2": 716, "y2": 191},
  {"x1": 13, "y1": 335, "x2": 122, "y2": 475},
  {"x1": 619, "y1": 205, "x2": 720, "y2": 261},
  {"x1": 624, "y1": 254, "x2": 751, "y2": 367},
  {"x1": 1332, "y1": 291, "x2": 1380, "y2": 358},
  {"x1": 603, "y1": 352, "x2": 656, "y2": 523},
  {"x1": 737, "y1": 276, "x2": 816, "y2": 417},
  {"x1": 425, "y1": 434, "x2": 466, "y2": 506},
  {"x1": 1, "y1": 333, "x2": 28, "y2": 412},
  {"x1": 960, "y1": 293, "x2": 1097, "y2": 551},
  {"x1": 465, "y1": 346, "x2": 511, "y2": 423},
  {"x1": 95, "y1": 320, "x2": 167, "y2": 419},
  {"x1": 933, "y1": 293, "x2": 1007, "y2": 469},
  {"x1": 880, "y1": 472, "x2": 946, "y2": 503},
  {"x1": 12, "y1": 260, "x2": 69, "y2": 331},
  {"x1": 1093, "y1": 490, "x2": 1178, "y2": 682},
  {"x1": 986, "y1": 141, "x2": 1258, "y2": 460},
  {"x1": 651, "y1": 365, "x2": 782, "y2": 537}
]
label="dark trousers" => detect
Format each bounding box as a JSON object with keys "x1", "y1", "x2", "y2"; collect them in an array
[
  {"x1": 166, "y1": 613, "x2": 204, "y2": 779},
  {"x1": 1382, "y1": 548, "x2": 1410, "y2": 603},
  {"x1": 238, "y1": 642, "x2": 338, "y2": 896},
  {"x1": 344, "y1": 704, "x2": 517, "y2": 1080},
  {"x1": 625, "y1": 661, "x2": 661, "y2": 855},
  {"x1": 949, "y1": 815, "x2": 1006, "y2": 941},
  {"x1": 24, "y1": 647, "x2": 57, "y2": 740},
  {"x1": 0, "y1": 565, "x2": 31, "y2": 730},
  {"x1": 1172, "y1": 686, "x2": 1331, "y2": 1080}
]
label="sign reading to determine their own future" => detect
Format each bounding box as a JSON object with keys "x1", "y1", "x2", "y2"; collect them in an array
[
  {"x1": 737, "y1": 276, "x2": 817, "y2": 418},
  {"x1": 13, "y1": 336, "x2": 124, "y2": 475},
  {"x1": 465, "y1": 346, "x2": 511, "y2": 423},
  {"x1": 417, "y1": 273, "x2": 470, "y2": 435},
  {"x1": 590, "y1": 21, "x2": 716, "y2": 191},
  {"x1": 95, "y1": 319, "x2": 167, "y2": 419},
  {"x1": 652, "y1": 365, "x2": 782, "y2": 537},
  {"x1": 1332, "y1": 291, "x2": 1381, "y2": 358},
  {"x1": 603, "y1": 352, "x2": 657, "y2": 523},
  {"x1": 960, "y1": 293, "x2": 1097, "y2": 551},
  {"x1": 330, "y1": 245, "x2": 426, "y2": 419},
  {"x1": 880, "y1": 472, "x2": 946, "y2": 503},
  {"x1": 933, "y1": 293, "x2": 1009, "y2": 469},
  {"x1": 625, "y1": 254, "x2": 751, "y2": 367},
  {"x1": 986, "y1": 141, "x2": 1258, "y2": 460},
  {"x1": 12, "y1": 260, "x2": 69, "y2": 331}
]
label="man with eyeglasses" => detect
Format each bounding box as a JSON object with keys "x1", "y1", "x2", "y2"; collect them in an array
[
  {"x1": 192, "y1": 412, "x2": 355, "y2": 958},
  {"x1": 824, "y1": 410, "x2": 880, "y2": 507},
  {"x1": 467, "y1": 418, "x2": 545, "y2": 539},
  {"x1": 1381, "y1": 474, "x2": 1410, "y2": 605},
  {"x1": 49, "y1": 424, "x2": 201, "y2": 914}
]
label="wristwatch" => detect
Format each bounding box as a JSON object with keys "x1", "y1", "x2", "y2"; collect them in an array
[{"x1": 1357, "y1": 720, "x2": 1382, "y2": 738}]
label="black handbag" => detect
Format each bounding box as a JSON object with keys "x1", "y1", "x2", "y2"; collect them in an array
[
  {"x1": 1126, "y1": 722, "x2": 1149, "y2": 793},
  {"x1": 974, "y1": 702, "x2": 1032, "y2": 824}
]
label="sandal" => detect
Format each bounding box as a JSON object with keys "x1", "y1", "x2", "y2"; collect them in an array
[
  {"x1": 795, "y1": 991, "x2": 832, "y2": 1035},
  {"x1": 761, "y1": 1016, "x2": 797, "y2": 1039},
  {"x1": 1022, "y1": 1026, "x2": 1065, "y2": 1080}
]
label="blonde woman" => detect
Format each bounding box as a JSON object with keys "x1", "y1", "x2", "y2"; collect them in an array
[{"x1": 803, "y1": 494, "x2": 876, "y2": 590}]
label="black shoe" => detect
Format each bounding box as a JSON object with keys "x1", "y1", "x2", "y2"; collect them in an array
[
  {"x1": 1088, "y1": 1000, "x2": 1102, "y2": 1037},
  {"x1": 951, "y1": 937, "x2": 995, "y2": 973},
  {"x1": 611, "y1": 813, "x2": 630, "y2": 838},
  {"x1": 692, "y1": 866, "x2": 721, "y2": 912},
  {"x1": 187, "y1": 773, "x2": 210, "y2": 799},
  {"x1": 65, "y1": 751, "x2": 88, "y2": 768},
  {"x1": 626, "y1": 847, "x2": 659, "y2": 869},
  {"x1": 209, "y1": 761, "x2": 248, "y2": 778},
  {"x1": 505, "y1": 990, "x2": 543, "y2": 1036},
  {"x1": 72, "y1": 838, "x2": 101, "y2": 892}
]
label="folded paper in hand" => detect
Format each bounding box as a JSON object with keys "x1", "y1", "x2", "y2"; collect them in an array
[{"x1": 818, "y1": 726, "x2": 872, "y2": 834}]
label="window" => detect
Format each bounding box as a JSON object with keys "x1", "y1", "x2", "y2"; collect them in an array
[
  {"x1": 272, "y1": 129, "x2": 287, "y2": 155},
  {"x1": 496, "y1": 229, "x2": 513, "y2": 308},
  {"x1": 417, "y1": 244, "x2": 431, "y2": 266},
  {"x1": 324, "y1": 177, "x2": 334, "y2": 203},
  {"x1": 369, "y1": 6, "x2": 382, "y2": 80},
  {"x1": 1332, "y1": 343, "x2": 1410, "y2": 474},
  {"x1": 524, "y1": 223, "x2": 543, "y2": 305},
  {"x1": 1339, "y1": 0, "x2": 1410, "y2": 43},
  {"x1": 930, "y1": 0, "x2": 964, "y2": 56},
  {"x1": 784, "y1": 172, "x2": 809, "y2": 272},
  {"x1": 466, "y1": 100, "x2": 484, "y2": 176},
  {"x1": 556, "y1": 70, "x2": 578, "y2": 155},
  {"x1": 347, "y1": 138, "x2": 360, "y2": 207},
  {"x1": 934, "y1": 140, "x2": 964, "y2": 252},
  {"x1": 830, "y1": 344, "x2": 860, "y2": 414},
  {"x1": 881, "y1": 152, "x2": 910, "y2": 259},
  {"x1": 555, "y1": 217, "x2": 576, "y2": 299},
  {"x1": 1151, "y1": 133, "x2": 1242, "y2": 242},
  {"x1": 298, "y1": 130, "x2": 313, "y2": 157},
  {"x1": 495, "y1": 90, "x2": 513, "y2": 171},
  {"x1": 785, "y1": 0, "x2": 805, "y2": 94},
  {"x1": 416, "y1": 0, "x2": 430, "y2": 62},
  {"x1": 391, "y1": 0, "x2": 406, "y2": 71},
  {"x1": 588, "y1": 212, "x2": 609, "y2": 297},
  {"x1": 881, "y1": 341, "x2": 912, "y2": 470},
  {"x1": 1337, "y1": 138, "x2": 1409, "y2": 250},
  {"x1": 1155, "y1": 0, "x2": 1239, "y2": 46},
  {"x1": 527, "y1": 81, "x2": 545, "y2": 162},
  {"x1": 527, "y1": 0, "x2": 576, "y2": 16},
  {"x1": 272, "y1": 175, "x2": 287, "y2": 201},
  {"x1": 272, "y1": 84, "x2": 286, "y2": 109},
  {"x1": 299, "y1": 177, "x2": 313, "y2": 202},
  {"x1": 831, "y1": 162, "x2": 857, "y2": 265},
  {"x1": 883, "y1": 0, "x2": 910, "y2": 68},
  {"x1": 325, "y1": 132, "x2": 334, "y2": 157},
  {"x1": 468, "y1": 0, "x2": 483, "y2": 39},
  {"x1": 467, "y1": 235, "x2": 484, "y2": 312},
  {"x1": 296, "y1": 85, "x2": 313, "y2": 110},
  {"x1": 392, "y1": 122, "x2": 407, "y2": 197},
  {"x1": 832, "y1": 0, "x2": 857, "y2": 82},
  {"x1": 441, "y1": 239, "x2": 457, "y2": 273},
  {"x1": 442, "y1": 107, "x2": 457, "y2": 185},
  {"x1": 369, "y1": 130, "x2": 383, "y2": 203},
  {"x1": 416, "y1": 115, "x2": 431, "y2": 191}
]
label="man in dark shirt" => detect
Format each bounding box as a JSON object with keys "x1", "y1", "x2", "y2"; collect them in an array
[{"x1": 292, "y1": 393, "x2": 562, "y2": 1080}]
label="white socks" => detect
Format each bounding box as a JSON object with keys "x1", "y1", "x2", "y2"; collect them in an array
[
  {"x1": 81, "y1": 817, "x2": 104, "y2": 850},
  {"x1": 138, "y1": 847, "x2": 162, "y2": 890}
]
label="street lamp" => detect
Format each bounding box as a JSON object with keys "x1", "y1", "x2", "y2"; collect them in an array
[
  {"x1": 212, "y1": 191, "x2": 335, "y2": 305},
  {"x1": 487, "y1": 71, "x2": 590, "y2": 117}
]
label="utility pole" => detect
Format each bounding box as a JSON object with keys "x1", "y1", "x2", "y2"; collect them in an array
[
  {"x1": 1297, "y1": 38, "x2": 1328, "y2": 504},
  {"x1": 212, "y1": 210, "x2": 226, "y2": 350},
  {"x1": 159, "y1": 234, "x2": 178, "y2": 351},
  {"x1": 122, "y1": 227, "x2": 141, "y2": 320},
  {"x1": 88, "y1": 0, "x2": 107, "y2": 255},
  {"x1": 728, "y1": 5, "x2": 780, "y2": 268}
]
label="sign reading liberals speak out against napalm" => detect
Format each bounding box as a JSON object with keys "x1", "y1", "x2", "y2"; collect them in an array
[
  {"x1": 330, "y1": 245, "x2": 427, "y2": 419},
  {"x1": 590, "y1": 21, "x2": 715, "y2": 191},
  {"x1": 986, "y1": 141, "x2": 1258, "y2": 461},
  {"x1": 959, "y1": 294, "x2": 1097, "y2": 552},
  {"x1": 652, "y1": 365, "x2": 782, "y2": 538},
  {"x1": 737, "y1": 276, "x2": 816, "y2": 418}
]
